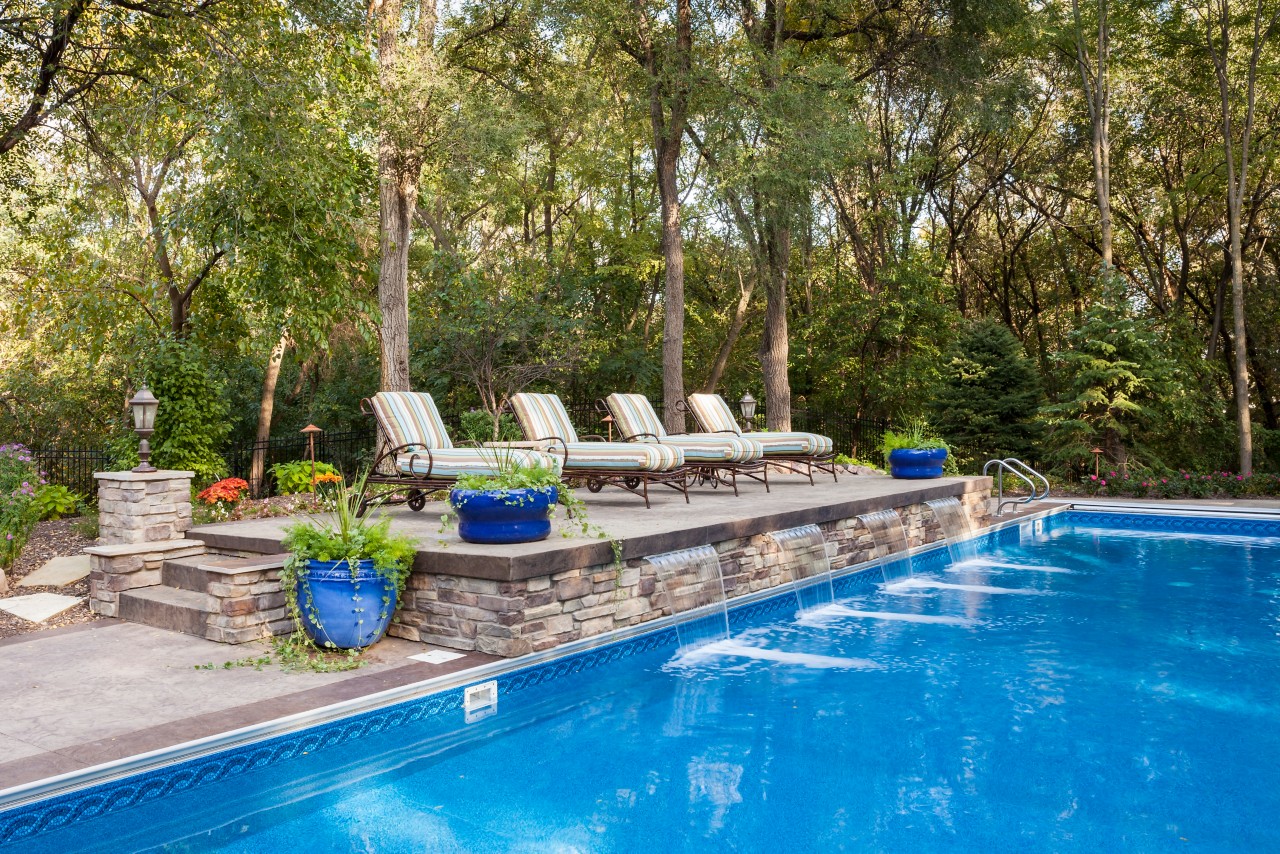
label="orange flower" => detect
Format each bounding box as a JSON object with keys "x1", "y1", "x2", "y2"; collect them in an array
[{"x1": 197, "y1": 478, "x2": 250, "y2": 505}]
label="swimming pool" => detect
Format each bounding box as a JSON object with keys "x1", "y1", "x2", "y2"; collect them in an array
[{"x1": 3, "y1": 509, "x2": 1278, "y2": 851}]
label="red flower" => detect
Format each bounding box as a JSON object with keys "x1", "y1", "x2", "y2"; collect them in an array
[{"x1": 197, "y1": 478, "x2": 250, "y2": 505}]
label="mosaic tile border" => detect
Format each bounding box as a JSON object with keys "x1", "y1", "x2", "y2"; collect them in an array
[{"x1": 1061, "y1": 509, "x2": 1280, "y2": 537}]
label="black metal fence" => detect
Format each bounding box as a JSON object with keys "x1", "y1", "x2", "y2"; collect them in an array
[
  {"x1": 30, "y1": 448, "x2": 114, "y2": 497},
  {"x1": 29, "y1": 404, "x2": 899, "y2": 499},
  {"x1": 225, "y1": 427, "x2": 378, "y2": 496}
]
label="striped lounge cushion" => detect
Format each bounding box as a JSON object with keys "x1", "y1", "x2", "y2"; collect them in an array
[
  {"x1": 661, "y1": 433, "x2": 764, "y2": 463},
  {"x1": 562, "y1": 442, "x2": 684, "y2": 472},
  {"x1": 371, "y1": 392, "x2": 452, "y2": 450},
  {"x1": 511, "y1": 393, "x2": 580, "y2": 444},
  {"x1": 606, "y1": 392, "x2": 762, "y2": 463},
  {"x1": 397, "y1": 448, "x2": 558, "y2": 478},
  {"x1": 606, "y1": 393, "x2": 667, "y2": 439},
  {"x1": 751, "y1": 432, "x2": 834, "y2": 456},
  {"x1": 686, "y1": 394, "x2": 742, "y2": 434}
]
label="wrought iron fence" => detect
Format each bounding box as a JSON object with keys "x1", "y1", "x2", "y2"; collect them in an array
[
  {"x1": 28, "y1": 403, "x2": 901, "y2": 498},
  {"x1": 29, "y1": 448, "x2": 115, "y2": 498},
  {"x1": 225, "y1": 427, "x2": 378, "y2": 496}
]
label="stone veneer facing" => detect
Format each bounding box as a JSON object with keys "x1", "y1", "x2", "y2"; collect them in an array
[
  {"x1": 388, "y1": 483, "x2": 993, "y2": 658},
  {"x1": 84, "y1": 470, "x2": 202, "y2": 618}
]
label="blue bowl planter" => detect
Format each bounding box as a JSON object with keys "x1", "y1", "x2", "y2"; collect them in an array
[
  {"x1": 296, "y1": 559, "x2": 397, "y2": 649},
  {"x1": 889, "y1": 448, "x2": 948, "y2": 479},
  {"x1": 449, "y1": 486, "x2": 558, "y2": 545}
]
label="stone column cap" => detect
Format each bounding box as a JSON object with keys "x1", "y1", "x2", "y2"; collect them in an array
[{"x1": 94, "y1": 470, "x2": 196, "y2": 482}]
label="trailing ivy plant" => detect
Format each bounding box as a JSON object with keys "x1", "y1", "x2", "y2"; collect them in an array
[{"x1": 278, "y1": 471, "x2": 417, "y2": 670}]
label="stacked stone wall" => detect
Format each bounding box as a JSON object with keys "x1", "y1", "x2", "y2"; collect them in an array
[{"x1": 389, "y1": 482, "x2": 993, "y2": 657}]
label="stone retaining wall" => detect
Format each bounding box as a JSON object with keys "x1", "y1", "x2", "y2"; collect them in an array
[{"x1": 389, "y1": 481, "x2": 992, "y2": 657}]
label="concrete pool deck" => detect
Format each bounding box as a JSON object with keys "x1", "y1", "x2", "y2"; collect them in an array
[{"x1": 0, "y1": 622, "x2": 497, "y2": 791}]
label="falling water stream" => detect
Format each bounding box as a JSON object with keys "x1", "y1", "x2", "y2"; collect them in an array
[
  {"x1": 648, "y1": 545, "x2": 730, "y2": 653},
  {"x1": 857, "y1": 509, "x2": 914, "y2": 585},
  {"x1": 925, "y1": 497, "x2": 979, "y2": 566},
  {"x1": 767, "y1": 524, "x2": 835, "y2": 614}
]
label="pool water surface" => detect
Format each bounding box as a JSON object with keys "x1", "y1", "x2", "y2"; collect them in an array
[{"x1": 5, "y1": 512, "x2": 1279, "y2": 852}]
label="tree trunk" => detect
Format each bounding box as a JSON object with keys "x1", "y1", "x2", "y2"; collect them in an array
[
  {"x1": 658, "y1": 144, "x2": 686, "y2": 432},
  {"x1": 249, "y1": 334, "x2": 288, "y2": 496},
  {"x1": 702, "y1": 270, "x2": 754, "y2": 393},
  {"x1": 759, "y1": 223, "x2": 792, "y2": 431},
  {"x1": 1073, "y1": 0, "x2": 1113, "y2": 269},
  {"x1": 1227, "y1": 205, "x2": 1253, "y2": 474},
  {"x1": 375, "y1": 0, "x2": 416, "y2": 392}
]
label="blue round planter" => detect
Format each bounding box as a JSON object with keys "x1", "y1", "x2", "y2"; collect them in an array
[
  {"x1": 449, "y1": 486, "x2": 557, "y2": 544},
  {"x1": 889, "y1": 447, "x2": 948, "y2": 479},
  {"x1": 295, "y1": 559, "x2": 397, "y2": 649}
]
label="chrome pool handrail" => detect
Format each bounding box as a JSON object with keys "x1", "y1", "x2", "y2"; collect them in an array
[{"x1": 983, "y1": 457, "x2": 1050, "y2": 517}]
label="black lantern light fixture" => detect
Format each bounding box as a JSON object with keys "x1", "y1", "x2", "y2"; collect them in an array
[
  {"x1": 129, "y1": 384, "x2": 160, "y2": 473},
  {"x1": 738, "y1": 392, "x2": 757, "y2": 431}
]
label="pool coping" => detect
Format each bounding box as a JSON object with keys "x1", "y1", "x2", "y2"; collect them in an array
[{"x1": 6, "y1": 498, "x2": 1277, "y2": 832}]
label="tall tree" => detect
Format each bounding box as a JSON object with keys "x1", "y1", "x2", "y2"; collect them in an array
[
  {"x1": 1070, "y1": 0, "x2": 1114, "y2": 268},
  {"x1": 615, "y1": 0, "x2": 693, "y2": 432},
  {"x1": 1202, "y1": 0, "x2": 1278, "y2": 475}
]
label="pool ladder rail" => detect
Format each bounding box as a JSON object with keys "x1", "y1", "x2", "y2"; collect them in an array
[{"x1": 983, "y1": 458, "x2": 1050, "y2": 517}]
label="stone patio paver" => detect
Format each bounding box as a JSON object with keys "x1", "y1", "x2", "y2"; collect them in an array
[
  {"x1": 0, "y1": 592, "x2": 83, "y2": 623},
  {"x1": 18, "y1": 554, "x2": 91, "y2": 588}
]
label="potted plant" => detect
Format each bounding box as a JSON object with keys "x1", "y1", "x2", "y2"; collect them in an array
[
  {"x1": 281, "y1": 472, "x2": 417, "y2": 650},
  {"x1": 880, "y1": 420, "x2": 950, "y2": 479},
  {"x1": 448, "y1": 458, "x2": 564, "y2": 545}
]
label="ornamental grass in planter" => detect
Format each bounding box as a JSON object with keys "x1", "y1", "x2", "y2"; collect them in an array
[
  {"x1": 880, "y1": 420, "x2": 952, "y2": 479},
  {"x1": 280, "y1": 472, "x2": 417, "y2": 658}
]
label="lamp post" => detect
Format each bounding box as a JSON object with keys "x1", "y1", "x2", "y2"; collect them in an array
[
  {"x1": 601, "y1": 414, "x2": 614, "y2": 442},
  {"x1": 1090, "y1": 447, "x2": 1104, "y2": 478},
  {"x1": 302, "y1": 424, "x2": 322, "y2": 491},
  {"x1": 129, "y1": 385, "x2": 159, "y2": 473},
  {"x1": 738, "y1": 392, "x2": 757, "y2": 432}
]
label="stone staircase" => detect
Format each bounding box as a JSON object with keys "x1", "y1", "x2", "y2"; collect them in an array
[{"x1": 118, "y1": 552, "x2": 294, "y2": 644}]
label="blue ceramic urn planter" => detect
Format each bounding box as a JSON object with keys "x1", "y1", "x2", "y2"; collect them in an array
[
  {"x1": 888, "y1": 448, "x2": 948, "y2": 479},
  {"x1": 296, "y1": 558, "x2": 397, "y2": 649},
  {"x1": 449, "y1": 486, "x2": 558, "y2": 544}
]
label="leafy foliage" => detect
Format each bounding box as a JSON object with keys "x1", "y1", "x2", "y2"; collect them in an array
[
  {"x1": 33, "y1": 484, "x2": 82, "y2": 521},
  {"x1": 0, "y1": 444, "x2": 42, "y2": 567},
  {"x1": 146, "y1": 341, "x2": 230, "y2": 483},
  {"x1": 271, "y1": 461, "x2": 342, "y2": 495}
]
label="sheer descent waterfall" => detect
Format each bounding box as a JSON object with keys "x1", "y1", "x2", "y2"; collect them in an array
[
  {"x1": 768, "y1": 524, "x2": 835, "y2": 613},
  {"x1": 926, "y1": 497, "x2": 979, "y2": 566},
  {"x1": 649, "y1": 546, "x2": 729, "y2": 652},
  {"x1": 857, "y1": 509, "x2": 914, "y2": 585}
]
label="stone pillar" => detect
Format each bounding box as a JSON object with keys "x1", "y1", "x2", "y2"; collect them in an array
[
  {"x1": 84, "y1": 470, "x2": 204, "y2": 617},
  {"x1": 95, "y1": 470, "x2": 195, "y2": 545}
]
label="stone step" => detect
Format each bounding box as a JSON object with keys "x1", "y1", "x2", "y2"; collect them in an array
[
  {"x1": 118, "y1": 586, "x2": 215, "y2": 638},
  {"x1": 162, "y1": 553, "x2": 290, "y2": 593}
]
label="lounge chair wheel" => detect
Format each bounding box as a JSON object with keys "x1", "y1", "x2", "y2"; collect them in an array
[
  {"x1": 407, "y1": 490, "x2": 426, "y2": 512},
  {"x1": 623, "y1": 476, "x2": 641, "y2": 490},
  {"x1": 587, "y1": 479, "x2": 604, "y2": 493}
]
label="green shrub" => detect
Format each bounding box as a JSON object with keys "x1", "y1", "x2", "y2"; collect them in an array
[
  {"x1": 271, "y1": 460, "x2": 342, "y2": 494},
  {"x1": 146, "y1": 340, "x2": 229, "y2": 483},
  {"x1": 33, "y1": 484, "x2": 82, "y2": 521},
  {"x1": 929, "y1": 319, "x2": 1043, "y2": 462},
  {"x1": 458, "y1": 409, "x2": 523, "y2": 444},
  {"x1": 0, "y1": 444, "x2": 43, "y2": 567}
]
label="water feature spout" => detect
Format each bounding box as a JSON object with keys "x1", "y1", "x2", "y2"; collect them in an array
[
  {"x1": 925, "y1": 497, "x2": 979, "y2": 566},
  {"x1": 648, "y1": 545, "x2": 730, "y2": 653},
  {"x1": 767, "y1": 524, "x2": 835, "y2": 614},
  {"x1": 857, "y1": 509, "x2": 914, "y2": 585}
]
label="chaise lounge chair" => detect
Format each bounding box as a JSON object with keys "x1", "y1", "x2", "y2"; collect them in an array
[
  {"x1": 509, "y1": 392, "x2": 688, "y2": 508},
  {"x1": 358, "y1": 391, "x2": 559, "y2": 515},
  {"x1": 602, "y1": 393, "x2": 769, "y2": 496},
  {"x1": 682, "y1": 393, "x2": 837, "y2": 485}
]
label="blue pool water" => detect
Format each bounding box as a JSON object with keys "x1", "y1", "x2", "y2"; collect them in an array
[{"x1": 5, "y1": 511, "x2": 1280, "y2": 851}]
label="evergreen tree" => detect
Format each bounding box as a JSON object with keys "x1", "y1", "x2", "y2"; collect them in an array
[{"x1": 930, "y1": 319, "x2": 1043, "y2": 464}]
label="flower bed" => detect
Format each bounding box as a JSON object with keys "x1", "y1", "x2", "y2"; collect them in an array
[
  {"x1": 0, "y1": 444, "x2": 46, "y2": 568},
  {"x1": 1078, "y1": 470, "x2": 1280, "y2": 500}
]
